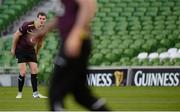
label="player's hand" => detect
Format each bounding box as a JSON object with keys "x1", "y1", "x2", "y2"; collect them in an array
[
  {"x1": 29, "y1": 31, "x2": 45, "y2": 45},
  {"x1": 65, "y1": 29, "x2": 83, "y2": 58},
  {"x1": 11, "y1": 48, "x2": 15, "y2": 56},
  {"x1": 30, "y1": 37, "x2": 36, "y2": 45}
]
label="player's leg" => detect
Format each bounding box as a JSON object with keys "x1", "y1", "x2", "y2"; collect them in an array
[
  {"x1": 49, "y1": 64, "x2": 70, "y2": 111},
  {"x1": 28, "y1": 62, "x2": 47, "y2": 98},
  {"x1": 72, "y1": 40, "x2": 109, "y2": 110},
  {"x1": 67, "y1": 61, "x2": 108, "y2": 110},
  {"x1": 72, "y1": 69, "x2": 109, "y2": 111},
  {"x1": 28, "y1": 62, "x2": 38, "y2": 92},
  {"x1": 16, "y1": 63, "x2": 26, "y2": 98}
]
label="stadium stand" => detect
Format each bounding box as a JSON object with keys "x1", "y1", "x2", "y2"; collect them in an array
[
  {"x1": 89, "y1": 0, "x2": 180, "y2": 66},
  {"x1": 1, "y1": 0, "x2": 180, "y2": 83},
  {"x1": 0, "y1": 0, "x2": 40, "y2": 35}
]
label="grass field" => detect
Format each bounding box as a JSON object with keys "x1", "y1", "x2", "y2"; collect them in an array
[{"x1": 0, "y1": 86, "x2": 180, "y2": 111}]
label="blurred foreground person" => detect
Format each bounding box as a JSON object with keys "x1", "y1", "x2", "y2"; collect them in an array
[{"x1": 31, "y1": 0, "x2": 110, "y2": 111}]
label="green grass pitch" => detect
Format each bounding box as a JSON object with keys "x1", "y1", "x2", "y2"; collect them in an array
[{"x1": 0, "y1": 86, "x2": 180, "y2": 111}]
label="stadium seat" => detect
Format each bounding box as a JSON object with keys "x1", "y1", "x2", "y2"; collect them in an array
[
  {"x1": 128, "y1": 2, "x2": 138, "y2": 8},
  {"x1": 131, "y1": 57, "x2": 141, "y2": 66},
  {"x1": 119, "y1": 57, "x2": 131, "y2": 66},
  {"x1": 150, "y1": 58, "x2": 160, "y2": 66},
  {"x1": 100, "y1": 61, "x2": 112, "y2": 66},
  {"x1": 0, "y1": 0, "x2": 41, "y2": 35},
  {"x1": 173, "y1": 58, "x2": 180, "y2": 66},
  {"x1": 116, "y1": 2, "x2": 127, "y2": 8},
  {"x1": 3, "y1": 0, "x2": 16, "y2": 6},
  {"x1": 137, "y1": 52, "x2": 148, "y2": 60},
  {"x1": 169, "y1": 52, "x2": 179, "y2": 60},
  {"x1": 175, "y1": 43, "x2": 180, "y2": 48},
  {"x1": 141, "y1": 58, "x2": 150, "y2": 66},
  {"x1": 159, "y1": 52, "x2": 169, "y2": 61},
  {"x1": 148, "y1": 52, "x2": 159, "y2": 61},
  {"x1": 0, "y1": 38, "x2": 4, "y2": 51},
  {"x1": 162, "y1": 58, "x2": 173, "y2": 66}
]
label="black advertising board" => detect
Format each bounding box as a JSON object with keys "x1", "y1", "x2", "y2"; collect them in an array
[
  {"x1": 131, "y1": 68, "x2": 180, "y2": 86},
  {"x1": 87, "y1": 68, "x2": 128, "y2": 86}
]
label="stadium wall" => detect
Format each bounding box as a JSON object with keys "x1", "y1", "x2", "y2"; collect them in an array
[
  {"x1": 0, "y1": 67, "x2": 180, "y2": 87},
  {"x1": 0, "y1": 73, "x2": 31, "y2": 87}
]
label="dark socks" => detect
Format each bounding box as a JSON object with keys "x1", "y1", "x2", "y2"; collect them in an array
[
  {"x1": 18, "y1": 74, "x2": 25, "y2": 92},
  {"x1": 31, "y1": 74, "x2": 38, "y2": 92}
]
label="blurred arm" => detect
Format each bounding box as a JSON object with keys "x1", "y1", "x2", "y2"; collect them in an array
[
  {"x1": 42, "y1": 17, "x2": 58, "y2": 34},
  {"x1": 31, "y1": 17, "x2": 58, "y2": 43},
  {"x1": 74, "y1": 0, "x2": 97, "y2": 33},
  {"x1": 32, "y1": 17, "x2": 58, "y2": 53},
  {"x1": 64, "y1": 0, "x2": 97, "y2": 57},
  {"x1": 35, "y1": 39, "x2": 43, "y2": 54}
]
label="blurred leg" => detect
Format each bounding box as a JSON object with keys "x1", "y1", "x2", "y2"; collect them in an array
[
  {"x1": 49, "y1": 65, "x2": 70, "y2": 111},
  {"x1": 72, "y1": 73, "x2": 109, "y2": 111}
]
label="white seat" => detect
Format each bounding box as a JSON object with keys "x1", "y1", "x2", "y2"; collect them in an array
[
  {"x1": 178, "y1": 49, "x2": 180, "y2": 53},
  {"x1": 177, "y1": 49, "x2": 180, "y2": 57},
  {"x1": 137, "y1": 52, "x2": 148, "y2": 60},
  {"x1": 148, "y1": 52, "x2": 159, "y2": 61},
  {"x1": 168, "y1": 48, "x2": 178, "y2": 54},
  {"x1": 159, "y1": 52, "x2": 169, "y2": 61},
  {"x1": 169, "y1": 52, "x2": 179, "y2": 60}
]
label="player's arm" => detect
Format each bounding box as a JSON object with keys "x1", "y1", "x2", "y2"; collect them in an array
[
  {"x1": 33, "y1": 18, "x2": 58, "y2": 54},
  {"x1": 35, "y1": 39, "x2": 43, "y2": 54},
  {"x1": 31, "y1": 17, "x2": 58, "y2": 44},
  {"x1": 43, "y1": 17, "x2": 58, "y2": 34},
  {"x1": 64, "y1": 0, "x2": 97, "y2": 58},
  {"x1": 11, "y1": 22, "x2": 27, "y2": 56},
  {"x1": 11, "y1": 30, "x2": 22, "y2": 56},
  {"x1": 75, "y1": 0, "x2": 97, "y2": 31}
]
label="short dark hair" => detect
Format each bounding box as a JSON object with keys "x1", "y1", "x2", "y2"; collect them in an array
[{"x1": 37, "y1": 12, "x2": 47, "y2": 18}]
